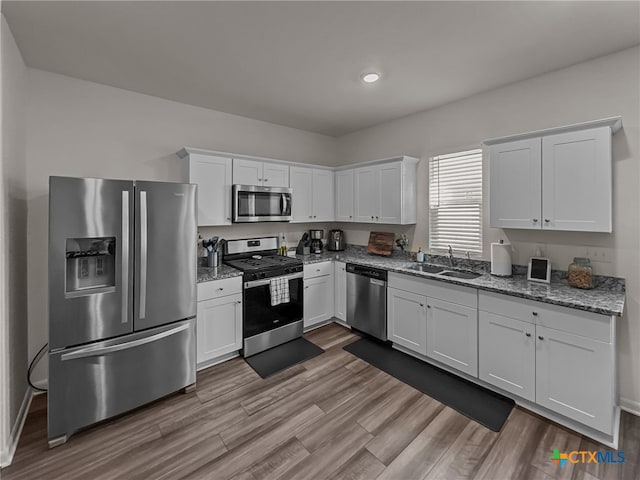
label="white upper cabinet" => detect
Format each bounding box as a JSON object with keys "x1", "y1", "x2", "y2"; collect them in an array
[
  {"x1": 312, "y1": 169, "x2": 335, "y2": 222},
  {"x1": 354, "y1": 165, "x2": 378, "y2": 222},
  {"x1": 233, "y1": 158, "x2": 289, "y2": 187},
  {"x1": 290, "y1": 167, "x2": 313, "y2": 222},
  {"x1": 489, "y1": 138, "x2": 542, "y2": 229},
  {"x1": 335, "y1": 169, "x2": 354, "y2": 222},
  {"x1": 378, "y1": 162, "x2": 403, "y2": 224},
  {"x1": 486, "y1": 117, "x2": 621, "y2": 233},
  {"x1": 351, "y1": 157, "x2": 417, "y2": 224},
  {"x1": 542, "y1": 127, "x2": 611, "y2": 232},
  {"x1": 180, "y1": 151, "x2": 232, "y2": 226},
  {"x1": 290, "y1": 166, "x2": 334, "y2": 223}
]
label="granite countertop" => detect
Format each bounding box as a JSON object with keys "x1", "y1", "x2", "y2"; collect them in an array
[
  {"x1": 197, "y1": 246, "x2": 625, "y2": 316},
  {"x1": 297, "y1": 246, "x2": 625, "y2": 317},
  {"x1": 197, "y1": 264, "x2": 243, "y2": 283}
]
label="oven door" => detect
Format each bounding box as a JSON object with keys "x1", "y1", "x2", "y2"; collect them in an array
[
  {"x1": 243, "y1": 272, "x2": 303, "y2": 339},
  {"x1": 233, "y1": 185, "x2": 292, "y2": 222}
]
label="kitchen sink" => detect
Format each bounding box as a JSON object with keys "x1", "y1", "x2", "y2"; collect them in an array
[
  {"x1": 407, "y1": 264, "x2": 446, "y2": 274},
  {"x1": 438, "y1": 270, "x2": 482, "y2": 279}
]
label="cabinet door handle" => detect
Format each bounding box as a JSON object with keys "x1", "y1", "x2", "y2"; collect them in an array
[
  {"x1": 533, "y1": 218, "x2": 538, "y2": 223},
  {"x1": 525, "y1": 332, "x2": 531, "y2": 337},
  {"x1": 544, "y1": 219, "x2": 550, "y2": 223},
  {"x1": 532, "y1": 312, "x2": 538, "y2": 316},
  {"x1": 236, "y1": 300, "x2": 242, "y2": 304},
  {"x1": 375, "y1": 216, "x2": 379, "y2": 220},
  {"x1": 226, "y1": 217, "x2": 231, "y2": 221},
  {"x1": 371, "y1": 216, "x2": 374, "y2": 219},
  {"x1": 309, "y1": 215, "x2": 313, "y2": 218},
  {"x1": 217, "y1": 287, "x2": 224, "y2": 291},
  {"x1": 427, "y1": 305, "x2": 431, "y2": 309},
  {"x1": 264, "y1": 178, "x2": 268, "y2": 182},
  {"x1": 419, "y1": 303, "x2": 424, "y2": 307},
  {"x1": 349, "y1": 215, "x2": 353, "y2": 219},
  {"x1": 313, "y1": 215, "x2": 317, "y2": 218},
  {"x1": 305, "y1": 286, "x2": 309, "y2": 289},
  {"x1": 538, "y1": 335, "x2": 544, "y2": 341},
  {"x1": 258, "y1": 178, "x2": 263, "y2": 181}
]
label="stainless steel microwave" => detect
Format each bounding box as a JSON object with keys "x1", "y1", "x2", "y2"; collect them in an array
[{"x1": 232, "y1": 185, "x2": 292, "y2": 223}]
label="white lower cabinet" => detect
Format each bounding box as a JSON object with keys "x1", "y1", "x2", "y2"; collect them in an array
[
  {"x1": 387, "y1": 274, "x2": 618, "y2": 442},
  {"x1": 479, "y1": 311, "x2": 535, "y2": 402},
  {"x1": 426, "y1": 298, "x2": 478, "y2": 377},
  {"x1": 478, "y1": 291, "x2": 616, "y2": 436},
  {"x1": 196, "y1": 277, "x2": 242, "y2": 368},
  {"x1": 304, "y1": 262, "x2": 334, "y2": 329},
  {"x1": 334, "y1": 261, "x2": 347, "y2": 321},
  {"x1": 387, "y1": 287, "x2": 427, "y2": 355},
  {"x1": 387, "y1": 273, "x2": 477, "y2": 376},
  {"x1": 536, "y1": 324, "x2": 614, "y2": 434}
]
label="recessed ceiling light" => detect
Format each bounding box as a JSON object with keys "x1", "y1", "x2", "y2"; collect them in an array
[{"x1": 361, "y1": 72, "x2": 380, "y2": 84}]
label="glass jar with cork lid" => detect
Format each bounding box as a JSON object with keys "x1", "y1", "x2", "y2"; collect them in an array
[{"x1": 567, "y1": 257, "x2": 595, "y2": 289}]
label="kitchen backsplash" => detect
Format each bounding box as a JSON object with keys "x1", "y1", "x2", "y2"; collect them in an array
[{"x1": 198, "y1": 223, "x2": 619, "y2": 281}]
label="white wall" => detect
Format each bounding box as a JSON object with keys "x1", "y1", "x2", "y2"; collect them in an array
[
  {"x1": 1, "y1": 13, "x2": 29, "y2": 466},
  {"x1": 337, "y1": 46, "x2": 640, "y2": 410},
  {"x1": 24, "y1": 69, "x2": 337, "y2": 385}
]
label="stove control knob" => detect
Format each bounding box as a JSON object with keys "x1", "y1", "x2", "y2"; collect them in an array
[{"x1": 260, "y1": 272, "x2": 267, "y2": 278}]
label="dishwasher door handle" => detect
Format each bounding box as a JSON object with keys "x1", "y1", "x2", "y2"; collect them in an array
[{"x1": 370, "y1": 279, "x2": 385, "y2": 287}]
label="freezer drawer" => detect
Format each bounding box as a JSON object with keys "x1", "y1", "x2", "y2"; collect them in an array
[{"x1": 48, "y1": 318, "x2": 195, "y2": 445}]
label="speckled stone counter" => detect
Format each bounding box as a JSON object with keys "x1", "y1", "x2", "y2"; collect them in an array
[
  {"x1": 298, "y1": 245, "x2": 625, "y2": 316},
  {"x1": 197, "y1": 265, "x2": 243, "y2": 283}
]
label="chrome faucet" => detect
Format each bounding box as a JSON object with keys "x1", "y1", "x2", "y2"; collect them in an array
[{"x1": 448, "y1": 245, "x2": 454, "y2": 267}]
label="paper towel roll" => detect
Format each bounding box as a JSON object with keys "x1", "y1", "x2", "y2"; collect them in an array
[{"x1": 491, "y1": 242, "x2": 512, "y2": 277}]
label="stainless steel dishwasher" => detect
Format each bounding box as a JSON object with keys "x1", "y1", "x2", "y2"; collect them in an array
[{"x1": 346, "y1": 263, "x2": 388, "y2": 340}]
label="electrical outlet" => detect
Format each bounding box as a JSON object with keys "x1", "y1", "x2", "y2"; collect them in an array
[{"x1": 591, "y1": 248, "x2": 611, "y2": 263}]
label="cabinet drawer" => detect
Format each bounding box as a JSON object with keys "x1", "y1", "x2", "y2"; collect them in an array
[
  {"x1": 479, "y1": 291, "x2": 611, "y2": 343},
  {"x1": 304, "y1": 261, "x2": 333, "y2": 279},
  {"x1": 388, "y1": 272, "x2": 477, "y2": 308},
  {"x1": 197, "y1": 276, "x2": 242, "y2": 301}
]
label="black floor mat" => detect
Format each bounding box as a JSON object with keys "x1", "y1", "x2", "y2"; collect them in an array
[
  {"x1": 343, "y1": 337, "x2": 514, "y2": 432},
  {"x1": 245, "y1": 337, "x2": 325, "y2": 379}
]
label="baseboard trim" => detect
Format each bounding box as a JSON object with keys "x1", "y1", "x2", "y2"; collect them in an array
[
  {"x1": 620, "y1": 397, "x2": 640, "y2": 417},
  {"x1": 0, "y1": 388, "x2": 33, "y2": 468}
]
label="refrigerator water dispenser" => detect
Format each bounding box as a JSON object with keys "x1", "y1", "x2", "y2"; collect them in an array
[{"x1": 65, "y1": 237, "x2": 116, "y2": 294}]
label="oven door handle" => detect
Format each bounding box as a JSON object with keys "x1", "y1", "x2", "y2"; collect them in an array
[{"x1": 244, "y1": 271, "x2": 303, "y2": 289}]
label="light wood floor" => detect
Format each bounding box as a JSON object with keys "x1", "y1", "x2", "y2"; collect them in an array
[{"x1": 2, "y1": 324, "x2": 638, "y2": 480}]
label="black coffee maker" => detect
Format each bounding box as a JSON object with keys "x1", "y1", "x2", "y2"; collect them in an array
[{"x1": 309, "y1": 229, "x2": 324, "y2": 254}]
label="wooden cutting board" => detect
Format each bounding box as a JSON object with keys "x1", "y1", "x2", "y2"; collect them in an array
[{"x1": 367, "y1": 232, "x2": 395, "y2": 256}]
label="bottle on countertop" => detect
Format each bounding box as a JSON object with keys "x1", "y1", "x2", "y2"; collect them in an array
[
  {"x1": 279, "y1": 233, "x2": 287, "y2": 256},
  {"x1": 416, "y1": 248, "x2": 425, "y2": 263}
]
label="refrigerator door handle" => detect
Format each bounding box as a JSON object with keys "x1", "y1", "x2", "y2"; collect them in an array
[
  {"x1": 121, "y1": 190, "x2": 129, "y2": 324},
  {"x1": 139, "y1": 190, "x2": 148, "y2": 320},
  {"x1": 61, "y1": 322, "x2": 190, "y2": 361}
]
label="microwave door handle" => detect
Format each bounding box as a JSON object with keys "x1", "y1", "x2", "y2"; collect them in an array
[
  {"x1": 282, "y1": 193, "x2": 288, "y2": 215},
  {"x1": 249, "y1": 192, "x2": 256, "y2": 217}
]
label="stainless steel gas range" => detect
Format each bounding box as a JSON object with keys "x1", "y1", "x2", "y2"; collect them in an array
[{"x1": 224, "y1": 237, "x2": 303, "y2": 356}]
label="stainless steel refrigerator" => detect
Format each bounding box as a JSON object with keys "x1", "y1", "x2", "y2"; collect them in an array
[{"x1": 47, "y1": 176, "x2": 197, "y2": 447}]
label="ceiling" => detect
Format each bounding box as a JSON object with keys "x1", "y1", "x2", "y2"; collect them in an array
[{"x1": 3, "y1": 1, "x2": 639, "y2": 137}]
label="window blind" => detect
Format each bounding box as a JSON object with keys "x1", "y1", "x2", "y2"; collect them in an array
[{"x1": 429, "y1": 149, "x2": 483, "y2": 256}]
